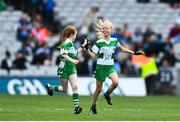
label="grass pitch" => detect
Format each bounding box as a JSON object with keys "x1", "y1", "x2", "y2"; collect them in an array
[{"x1": 0, "y1": 95, "x2": 180, "y2": 121}]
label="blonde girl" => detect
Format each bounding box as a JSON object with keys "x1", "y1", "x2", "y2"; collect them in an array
[{"x1": 87, "y1": 19, "x2": 144, "y2": 114}]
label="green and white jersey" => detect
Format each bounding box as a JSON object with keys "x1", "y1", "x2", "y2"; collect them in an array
[
  {"x1": 92, "y1": 37, "x2": 121, "y2": 65},
  {"x1": 59, "y1": 39, "x2": 78, "y2": 61},
  {"x1": 57, "y1": 39, "x2": 77, "y2": 78}
]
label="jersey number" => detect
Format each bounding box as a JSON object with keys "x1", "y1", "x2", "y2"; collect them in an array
[{"x1": 103, "y1": 53, "x2": 112, "y2": 60}]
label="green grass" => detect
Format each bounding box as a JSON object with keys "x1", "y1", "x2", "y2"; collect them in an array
[{"x1": 0, "y1": 95, "x2": 180, "y2": 121}]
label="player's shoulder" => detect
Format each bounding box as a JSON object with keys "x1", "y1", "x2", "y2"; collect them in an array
[
  {"x1": 110, "y1": 37, "x2": 119, "y2": 46},
  {"x1": 96, "y1": 38, "x2": 104, "y2": 43},
  {"x1": 96, "y1": 38, "x2": 117, "y2": 43},
  {"x1": 61, "y1": 39, "x2": 73, "y2": 47},
  {"x1": 110, "y1": 37, "x2": 118, "y2": 42},
  {"x1": 94, "y1": 39, "x2": 105, "y2": 47}
]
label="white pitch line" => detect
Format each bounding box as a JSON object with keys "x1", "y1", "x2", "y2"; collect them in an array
[
  {"x1": 120, "y1": 108, "x2": 144, "y2": 111},
  {"x1": 0, "y1": 113, "x2": 21, "y2": 115},
  {"x1": 54, "y1": 108, "x2": 71, "y2": 111},
  {"x1": 102, "y1": 108, "x2": 145, "y2": 111},
  {"x1": 103, "y1": 108, "x2": 112, "y2": 111}
]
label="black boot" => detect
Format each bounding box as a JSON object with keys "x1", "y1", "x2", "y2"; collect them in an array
[
  {"x1": 45, "y1": 84, "x2": 53, "y2": 96},
  {"x1": 74, "y1": 106, "x2": 82, "y2": 114},
  {"x1": 89, "y1": 104, "x2": 97, "y2": 114},
  {"x1": 104, "y1": 94, "x2": 112, "y2": 105}
]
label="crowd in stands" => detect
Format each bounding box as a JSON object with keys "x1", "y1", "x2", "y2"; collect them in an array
[{"x1": 0, "y1": 0, "x2": 180, "y2": 78}]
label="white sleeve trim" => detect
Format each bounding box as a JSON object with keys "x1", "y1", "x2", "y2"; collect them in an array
[
  {"x1": 117, "y1": 41, "x2": 123, "y2": 50},
  {"x1": 117, "y1": 41, "x2": 120, "y2": 47},
  {"x1": 60, "y1": 48, "x2": 68, "y2": 55},
  {"x1": 92, "y1": 44, "x2": 99, "y2": 54}
]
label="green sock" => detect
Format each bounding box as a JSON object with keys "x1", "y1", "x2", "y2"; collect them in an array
[
  {"x1": 73, "y1": 93, "x2": 79, "y2": 108},
  {"x1": 52, "y1": 85, "x2": 59, "y2": 91}
]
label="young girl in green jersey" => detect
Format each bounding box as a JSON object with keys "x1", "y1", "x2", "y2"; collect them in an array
[
  {"x1": 87, "y1": 19, "x2": 144, "y2": 114},
  {"x1": 46, "y1": 26, "x2": 88, "y2": 114}
]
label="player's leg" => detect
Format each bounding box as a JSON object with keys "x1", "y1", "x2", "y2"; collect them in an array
[
  {"x1": 92, "y1": 80, "x2": 103, "y2": 105},
  {"x1": 50, "y1": 78, "x2": 68, "y2": 91},
  {"x1": 69, "y1": 74, "x2": 82, "y2": 114},
  {"x1": 46, "y1": 78, "x2": 68, "y2": 96},
  {"x1": 46, "y1": 67, "x2": 68, "y2": 96},
  {"x1": 90, "y1": 64, "x2": 105, "y2": 114},
  {"x1": 90, "y1": 80, "x2": 103, "y2": 114},
  {"x1": 104, "y1": 72, "x2": 119, "y2": 105}
]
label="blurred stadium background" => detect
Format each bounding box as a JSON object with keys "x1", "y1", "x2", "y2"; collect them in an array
[
  {"x1": 0, "y1": 0, "x2": 180, "y2": 95},
  {"x1": 0, "y1": 0, "x2": 180, "y2": 120}
]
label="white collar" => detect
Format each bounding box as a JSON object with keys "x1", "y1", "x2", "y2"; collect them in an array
[{"x1": 103, "y1": 37, "x2": 111, "y2": 45}]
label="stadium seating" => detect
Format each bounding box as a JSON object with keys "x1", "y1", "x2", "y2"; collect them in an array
[
  {"x1": 0, "y1": 1, "x2": 179, "y2": 76},
  {"x1": 54, "y1": 0, "x2": 179, "y2": 37},
  {"x1": 0, "y1": 11, "x2": 22, "y2": 62}
]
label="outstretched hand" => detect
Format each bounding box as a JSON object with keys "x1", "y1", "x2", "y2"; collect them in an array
[
  {"x1": 81, "y1": 38, "x2": 90, "y2": 50},
  {"x1": 134, "y1": 50, "x2": 145, "y2": 55}
]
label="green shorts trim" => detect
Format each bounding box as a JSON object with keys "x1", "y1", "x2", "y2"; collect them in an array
[
  {"x1": 94, "y1": 64, "x2": 116, "y2": 82},
  {"x1": 57, "y1": 61, "x2": 77, "y2": 79}
]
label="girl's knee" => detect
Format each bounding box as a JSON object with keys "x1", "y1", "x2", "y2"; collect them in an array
[
  {"x1": 112, "y1": 81, "x2": 119, "y2": 87},
  {"x1": 72, "y1": 85, "x2": 78, "y2": 92},
  {"x1": 96, "y1": 86, "x2": 102, "y2": 92}
]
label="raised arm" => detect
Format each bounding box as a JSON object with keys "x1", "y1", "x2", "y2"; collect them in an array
[
  {"x1": 77, "y1": 39, "x2": 89, "y2": 54},
  {"x1": 86, "y1": 49, "x2": 96, "y2": 58},
  {"x1": 119, "y1": 45, "x2": 134, "y2": 55},
  {"x1": 86, "y1": 40, "x2": 99, "y2": 58},
  {"x1": 118, "y1": 43, "x2": 144, "y2": 55}
]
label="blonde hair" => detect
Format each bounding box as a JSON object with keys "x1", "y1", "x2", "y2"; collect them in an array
[{"x1": 94, "y1": 19, "x2": 113, "y2": 39}]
